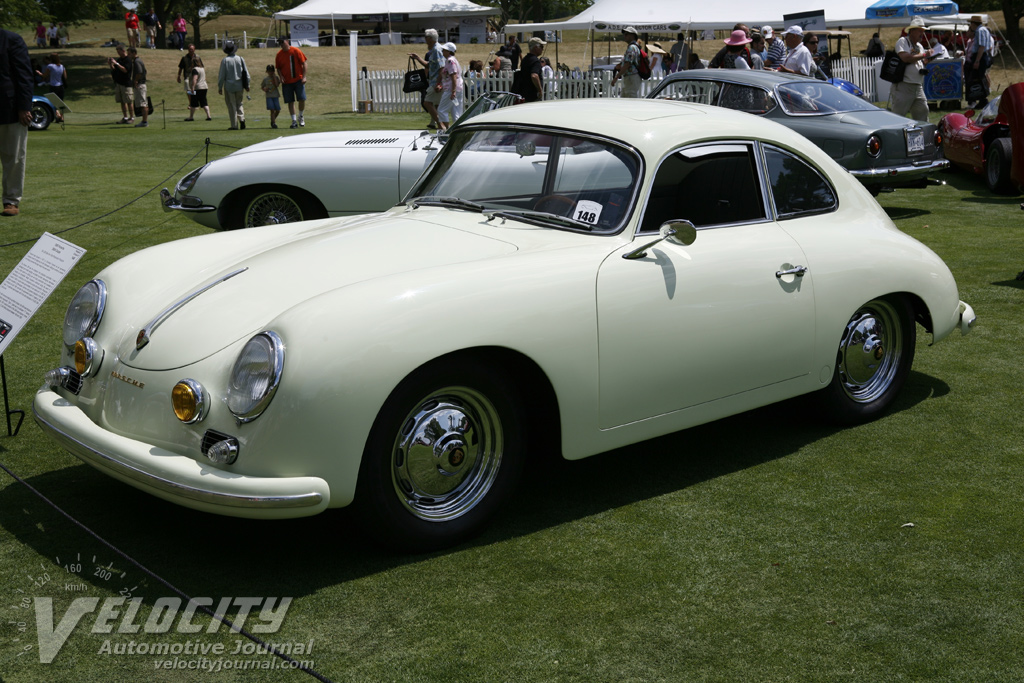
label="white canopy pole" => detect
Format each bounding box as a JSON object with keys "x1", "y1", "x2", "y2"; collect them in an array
[
  {"x1": 332, "y1": 14, "x2": 337, "y2": 46},
  {"x1": 350, "y1": 30, "x2": 359, "y2": 111}
]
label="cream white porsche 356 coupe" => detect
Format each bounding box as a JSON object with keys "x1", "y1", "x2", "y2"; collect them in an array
[{"x1": 36, "y1": 99, "x2": 975, "y2": 551}]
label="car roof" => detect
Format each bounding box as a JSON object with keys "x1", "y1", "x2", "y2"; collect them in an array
[
  {"x1": 658, "y1": 70, "x2": 817, "y2": 90},
  {"x1": 460, "y1": 98, "x2": 815, "y2": 157}
]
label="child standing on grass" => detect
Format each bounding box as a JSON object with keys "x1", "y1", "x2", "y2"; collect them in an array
[{"x1": 262, "y1": 65, "x2": 281, "y2": 129}]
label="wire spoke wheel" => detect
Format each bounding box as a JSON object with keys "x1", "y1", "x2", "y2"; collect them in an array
[
  {"x1": 29, "y1": 103, "x2": 53, "y2": 131},
  {"x1": 244, "y1": 192, "x2": 304, "y2": 227},
  {"x1": 391, "y1": 386, "x2": 503, "y2": 522}
]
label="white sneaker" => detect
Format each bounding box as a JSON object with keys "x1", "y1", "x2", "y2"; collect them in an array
[{"x1": 299, "y1": 117, "x2": 305, "y2": 127}]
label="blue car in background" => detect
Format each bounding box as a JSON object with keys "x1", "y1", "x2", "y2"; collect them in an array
[{"x1": 30, "y1": 94, "x2": 58, "y2": 131}]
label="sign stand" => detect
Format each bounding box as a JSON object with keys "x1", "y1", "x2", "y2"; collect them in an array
[{"x1": 0, "y1": 355, "x2": 23, "y2": 436}]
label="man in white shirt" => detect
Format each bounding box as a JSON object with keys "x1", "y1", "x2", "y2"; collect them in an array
[
  {"x1": 892, "y1": 17, "x2": 933, "y2": 122},
  {"x1": 777, "y1": 26, "x2": 813, "y2": 76}
]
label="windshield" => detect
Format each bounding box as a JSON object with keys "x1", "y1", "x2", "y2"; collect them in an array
[
  {"x1": 451, "y1": 92, "x2": 521, "y2": 130},
  {"x1": 408, "y1": 127, "x2": 641, "y2": 233},
  {"x1": 776, "y1": 81, "x2": 877, "y2": 115},
  {"x1": 975, "y1": 96, "x2": 1002, "y2": 124}
]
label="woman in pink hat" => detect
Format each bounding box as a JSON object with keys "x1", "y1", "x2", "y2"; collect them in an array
[{"x1": 722, "y1": 29, "x2": 752, "y2": 69}]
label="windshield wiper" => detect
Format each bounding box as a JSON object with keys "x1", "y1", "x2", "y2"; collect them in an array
[
  {"x1": 409, "y1": 196, "x2": 485, "y2": 212},
  {"x1": 484, "y1": 209, "x2": 594, "y2": 232}
]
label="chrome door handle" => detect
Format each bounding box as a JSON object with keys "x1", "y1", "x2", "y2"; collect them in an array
[{"x1": 776, "y1": 265, "x2": 808, "y2": 278}]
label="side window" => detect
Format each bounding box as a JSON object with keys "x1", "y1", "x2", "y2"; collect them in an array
[
  {"x1": 652, "y1": 80, "x2": 721, "y2": 105},
  {"x1": 719, "y1": 84, "x2": 775, "y2": 114},
  {"x1": 640, "y1": 143, "x2": 766, "y2": 233},
  {"x1": 763, "y1": 146, "x2": 838, "y2": 219}
]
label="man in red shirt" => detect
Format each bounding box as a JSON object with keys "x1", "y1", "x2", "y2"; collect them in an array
[
  {"x1": 125, "y1": 10, "x2": 140, "y2": 49},
  {"x1": 275, "y1": 39, "x2": 308, "y2": 128}
]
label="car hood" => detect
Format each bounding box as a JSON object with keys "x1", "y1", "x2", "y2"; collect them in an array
[
  {"x1": 116, "y1": 212, "x2": 518, "y2": 371},
  {"x1": 227, "y1": 129, "x2": 431, "y2": 155}
]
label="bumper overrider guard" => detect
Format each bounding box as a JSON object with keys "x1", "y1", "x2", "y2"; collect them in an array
[
  {"x1": 160, "y1": 188, "x2": 216, "y2": 214},
  {"x1": 33, "y1": 388, "x2": 330, "y2": 518}
]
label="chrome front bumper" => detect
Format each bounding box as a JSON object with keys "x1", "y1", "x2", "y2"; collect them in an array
[
  {"x1": 33, "y1": 388, "x2": 330, "y2": 518},
  {"x1": 160, "y1": 188, "x2": 216, "y2": 213},
  {"x1": 849, "y1": 158, "x2": 950, "y2": 185}
]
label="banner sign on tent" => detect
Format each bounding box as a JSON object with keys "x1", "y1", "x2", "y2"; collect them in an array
[
  {"x1": 352, "y1": 14, "x2": 409, "y2": 22},
  {"x1": 593, "y1": 22, "x2": 684, "y2": 32},
  {"x1": 865, "y1": 0, "x2": 959, "y2": 20},
  {"x1": 289, "y1": 20, "x2": 319, "y2": 46},
  {"x1": 783, "y1": 10, "x2": 827, "y2": 31}
]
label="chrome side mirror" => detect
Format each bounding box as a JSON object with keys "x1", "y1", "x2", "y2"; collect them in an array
[{"x1": 623, "y1": 220, "x2": 697, "y2": 260}]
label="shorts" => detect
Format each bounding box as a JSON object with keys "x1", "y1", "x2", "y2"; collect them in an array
[
  {"x1": 115, "y1": 84, "x2": 134, "y2": 104},
  {"x1": 127, "y1": 28, "x2": 140, "y2": 41},
  {"x1": 189, "y1": 89, "x2": 208, "y2": 107},
  {"x1": 146, "y1": 25, "x2": 158, "y2": 38},
  {"x1": 282, "y1": 81, "x2": 306, "y2": 103},
  {"x1": 134, "y1": 83, "x2": 148, "y2": 107},
  {"x1": 266, "y1": 97, "x2": 281, "y2": 111},
  {"x1": 423, "y1": 87, "x2": 443, "y2": 107}
]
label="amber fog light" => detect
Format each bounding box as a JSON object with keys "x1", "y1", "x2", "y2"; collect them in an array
[
  {"x1": 172, "y1": 379, "x2": 208, "y2": 424},
  {"x1": 74, "y1": 337, "x2": 103, "y2": 377}
]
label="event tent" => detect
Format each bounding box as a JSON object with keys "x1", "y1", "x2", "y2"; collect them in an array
[
  {"x1": 274, "y1": 0, "x2": 494, "y2": 23},
  {"x1": 511, "y1": 0, "x2": 954, "y2": 32},
  {"x1": 865, "y1": 0, "x2": 959, "y2": 20}
]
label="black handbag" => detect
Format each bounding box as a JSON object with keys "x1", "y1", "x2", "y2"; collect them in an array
[
  {"x1": 879, "y1": 50, "x2": 906, "y2": 84},
  {"x1": 403, "y1": 57, "x2": 428, "y2": 93}
]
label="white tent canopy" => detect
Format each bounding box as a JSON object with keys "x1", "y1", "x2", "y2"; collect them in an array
[
  {"x1": 274, "y1": 0, "x2": 495, "y2": 22},
  {"x1": 511, "y1": 0, "x2": 943, "y2": 32}
]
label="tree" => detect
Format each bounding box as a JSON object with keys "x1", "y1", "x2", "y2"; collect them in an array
[
  {"x1": 1001, "y1": 0, "x2": 1022, "y2": 42},
  {"x1": 174, "y1": 0, "x2": 289, "y2": 48}
]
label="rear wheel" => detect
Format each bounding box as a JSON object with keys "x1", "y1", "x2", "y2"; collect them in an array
[
  {"x1": 985, "y1": 137, "x2": 1013, "y2": 194},
  {"x1": 29, "y1": 102, "x2": 53, "y2": 131},
  {"x1": 353, "y1": 358, "x2": 525, "y2": 552},
  {"x1": 819, "y1": 297, "x2": 916, "y2": 424}
]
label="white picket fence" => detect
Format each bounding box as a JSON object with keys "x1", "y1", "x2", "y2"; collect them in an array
[{"x1": 358, "y1": 57, "x2": 885, "y2": 113}]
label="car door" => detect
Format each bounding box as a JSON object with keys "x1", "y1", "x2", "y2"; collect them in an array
[{"x1": 595, "y1": 142, "x2": 820, "y2": 429}]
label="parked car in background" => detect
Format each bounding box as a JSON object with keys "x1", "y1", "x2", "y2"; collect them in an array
[
  {"x1": 38, "y1": 99, "x2": 975, "y2": 551},
  {"x1": 938, "y1": 82, "x2": 1024, "y2": 194},
  {"x1": 648, "y1": 70, "x2": 949, "y2": 194},
  {"x1": 29, "y1": 94, "x2": 57, "y2": 130},
  {"x1": 162, "y1": 92, "x2": 522, "y2": 229}
]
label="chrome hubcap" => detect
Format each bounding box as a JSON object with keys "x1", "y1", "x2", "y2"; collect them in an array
[
  {"x1": 837, "y1": 300, "x2": 903, "y2": 403},
  {"x1": 392, "y1": 387, "x2": 502, "y2": 522},
  {"x1": 246, "y1": 193, "x2": 302, "y2": 227}
]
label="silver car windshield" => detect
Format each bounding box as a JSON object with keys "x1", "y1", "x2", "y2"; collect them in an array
[
  {"x1": 776, "y1": 82, "x2": 877, "y2": 115},
  {"x1": 409, "y1": 128, "x2": 640, "y2": 233}
]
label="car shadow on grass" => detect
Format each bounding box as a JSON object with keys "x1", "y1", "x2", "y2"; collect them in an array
[
  {"x1": 0, "y1": 370, "x2": 949, "y2": 599},
  {"x1": 938, "y1": 168, "x2": 1023, "y2": 203}
]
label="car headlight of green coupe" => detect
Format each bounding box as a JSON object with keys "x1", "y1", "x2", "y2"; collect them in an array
[
  {"x1": 226, "y1": 331, "x2": 284, "y2": 423},
  {"x1": 63, "y1": 279, "x2": 106, "y2": 348}
]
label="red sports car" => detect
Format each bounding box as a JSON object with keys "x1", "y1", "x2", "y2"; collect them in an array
[{"x1": 939, "y1": 82, "x2": 1024, "y2": 194}]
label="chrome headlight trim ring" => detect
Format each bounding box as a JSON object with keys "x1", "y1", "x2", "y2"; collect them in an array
[
  {"x1": 225, "y1": 331, "x2": 285, "y2": 424},
  {"x1": 63, "y1": 280, "x2": 107, "y2": 350}
]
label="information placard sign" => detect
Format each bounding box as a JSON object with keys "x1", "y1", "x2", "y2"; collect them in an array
[{"x1": 0, "y1": 233, "x2": 86, "y2": 357}]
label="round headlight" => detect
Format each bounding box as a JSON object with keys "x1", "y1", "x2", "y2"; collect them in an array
[
  {"x1": 63, "y1": 280, "x2": 106, "y2": 348},
  {"x1": 175, "y1": 165, "x2": 207, "y2": 195},
  {"x1": 226, "y1": 331, "x2": 284, "y2": 423}
]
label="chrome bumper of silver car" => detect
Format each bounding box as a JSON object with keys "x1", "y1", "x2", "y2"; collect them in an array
[
  {"x1": 33, "y1": 389, "x2": 329, "y2": 517},
  {"x1": 849, "y1": 158, "x2": 950, "y2": 183},
  {"x1": 160, "y1": 188, "x2": 216, "y2": 213}
]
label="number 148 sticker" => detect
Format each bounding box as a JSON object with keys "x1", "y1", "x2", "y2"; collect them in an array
[{"x1": 573, "y1": 200, "x2": 603, "y2": 225}]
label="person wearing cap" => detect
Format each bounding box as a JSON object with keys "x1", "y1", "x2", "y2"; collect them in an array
[
  {"x1": 763, "y1": 26, "x2": 786, "y2": 67},
  {"x1": 892, "y1": 17, "x2": 934, "y2": 122},
  {"x1": 275, "y1": 38, "x2": 308, "y2": 128},
  {"x1": 611, "y1": 27, "x2": 642, "y2": 98},
  {"x1": 218, "y1": 41, "x2": 250, "y2": 130},
  {"x1": 517, "y1": 36, "x2": 546, "y2": 102},
  {"x1": 669, "y1": 33, "x2": 689, "y2": 73},
  {"x1": 965, "y1": 15, "x2": 992, "y2": 107},
  {"x1": 437, "y1": 43, "x2": 463, "y2": 131},
  {"x1": 721, "y1": 30, "x2": 752, "y2": 69},
  {"x1": 778, "y1": 26, "x2": 813, "y2": 76}
]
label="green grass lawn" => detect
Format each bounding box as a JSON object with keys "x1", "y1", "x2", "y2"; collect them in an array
[{"x1": 0, "y1": 107, "x2": 1022, "y2": 683}]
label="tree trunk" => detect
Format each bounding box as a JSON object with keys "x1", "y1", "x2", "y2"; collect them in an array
[{"x1": 1001, "y1": 0, "x2": 1021, "y2": 42}]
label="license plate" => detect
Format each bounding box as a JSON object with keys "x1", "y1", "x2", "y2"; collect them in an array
[{"x1": 905, "y1": 129, "x2": 925, "y2": 155}]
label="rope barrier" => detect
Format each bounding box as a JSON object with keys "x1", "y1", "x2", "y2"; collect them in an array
[
  {"x1": 0, "y1": 459, "x2": 336, "y2": 682},
  {"x1": 0, "y1": 139, "x2": 241, "y2": 250}
]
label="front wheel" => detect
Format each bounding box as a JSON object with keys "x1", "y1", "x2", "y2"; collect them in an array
[
  {"x1": 231, "y1": 186, "x2": 327, "y2": 229},
  {"x1": 29, "y1": 102, "x2": 53, "y2": 131},
  {"x1": 985, "y1": 137, "x2": 1013, "y2": 194},
  {"x1": 353, "y1": 359, "x2": 526, "y2": 552},
  {"x1": 819, "y1": 297, "x2": 916, "y2": 424}
]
